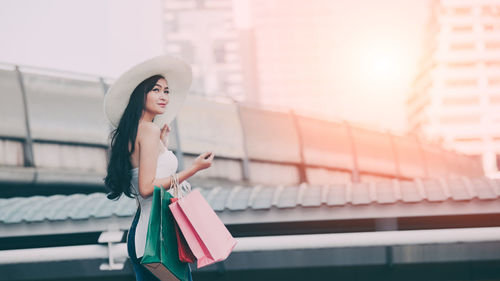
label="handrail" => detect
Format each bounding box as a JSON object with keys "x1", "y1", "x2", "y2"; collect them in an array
[{"x1": 1, "y1": 227, "x2": 500, "y2": 265}]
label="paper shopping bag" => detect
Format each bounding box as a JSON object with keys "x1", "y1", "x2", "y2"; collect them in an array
[
  {"x1": 170, "y1": 197, "x2": 196, "y2": 263},
  {"x1": 169, "y1": 189, "x2": 237, "y2": 269},
  {"x1": 140, "y1": 186, "x2": 190, "y2": 281}
]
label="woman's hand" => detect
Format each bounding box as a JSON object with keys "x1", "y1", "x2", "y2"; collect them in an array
[
  {"x1": 191, "y1": 151, "x2": 214, "y2": 173},
  {"x1": 160, "y1": 123, "x2": 170, "y2": 147}
]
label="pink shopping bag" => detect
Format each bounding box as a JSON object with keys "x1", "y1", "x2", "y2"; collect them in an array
[
  {"x1": 169, "y1": 189, "x2": 237, "y2": 268},
  {"x1": 170, "y1": 197, "x2": 196, "y2": 263}
]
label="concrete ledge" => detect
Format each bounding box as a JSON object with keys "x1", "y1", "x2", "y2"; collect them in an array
[{"x1": 0, "y1": 166, "x2": 105, "y2": 186}]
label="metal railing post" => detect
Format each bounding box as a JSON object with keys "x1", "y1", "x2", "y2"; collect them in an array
[
  {"x1": 344, "y1": 121, "x2": 360, "y2": 183},
  {"x1": 234, "y1": 101, "x2": 250, "y2": 182},
  {"x1": 15, "y1": 66, "x2": 35, "y2": 167},
  {"x1": 290, "y1": 109, "x2": 307, "y2": 184},
  {"x1": 388, "y1": 132, "x2": 402, "y2": 179},
  {"x1": 414, "y1": 134, "x2": 430, "y2": 179},
  {"x1": 172, "y1": 118, "x2": 185, "y2": 171}
]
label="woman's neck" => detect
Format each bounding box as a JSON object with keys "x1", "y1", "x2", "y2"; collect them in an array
[{"x1": 140, "y1": 110, "x2": 155, "y2": 123}]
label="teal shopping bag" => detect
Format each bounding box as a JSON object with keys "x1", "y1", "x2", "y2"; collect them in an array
[{"x1": 140, "y1": 186, "x2": 190, "y2": 281}]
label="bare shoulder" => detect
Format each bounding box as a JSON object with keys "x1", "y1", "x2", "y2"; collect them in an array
[{"x1": 137, "y1": 122, "x2": 160, "y2": 141}]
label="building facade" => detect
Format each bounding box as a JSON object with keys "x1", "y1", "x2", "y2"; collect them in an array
[
  {"x1": 243, "y1": 0, "x2": 336, "y2": 116},
  {"x1": 162, "y1": 0, "x2": 246, "y2": 101},
  {"x1": 408, "y1": 0, "x2": 500, "y2": 178},
  {"x1": 162, "y1": 0, "x2": 339, "y2": 118}
]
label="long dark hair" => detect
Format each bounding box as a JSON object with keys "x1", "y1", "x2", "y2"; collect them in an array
[{"x1": 104, "y1": 74, "x2": 165, "y2": 200}]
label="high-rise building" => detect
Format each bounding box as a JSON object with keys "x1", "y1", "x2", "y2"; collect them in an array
[
  {"x1": 162, "y1": 0, "x2": 338, "y2": 118},
  {"x1": 162, "y1": 0, "x2": 246, "y2": 101},
  {"x1": 245, "y1": 0, "x2": 336, "y2": 116},
  {"x1": 407, "y1": 0, "x2": 500, "y2": 178}
]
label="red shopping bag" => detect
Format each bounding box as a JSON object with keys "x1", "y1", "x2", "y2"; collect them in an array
[{"x1": 170, "y1": 197, "x2": 196, "y2": 263}]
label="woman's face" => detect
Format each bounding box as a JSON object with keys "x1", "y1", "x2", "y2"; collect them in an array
[{"x1": 144, "y1": 78, "x2": 169, "y2": 116}]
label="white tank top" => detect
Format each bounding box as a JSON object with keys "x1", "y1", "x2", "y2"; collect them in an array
[{"x1": 130, "y1": 142, "x2": 178, "y2": 258}]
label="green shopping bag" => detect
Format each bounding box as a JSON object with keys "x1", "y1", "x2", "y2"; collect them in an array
[{"x1": 140, "y1": 186, "x2": 190, "y2": 281}]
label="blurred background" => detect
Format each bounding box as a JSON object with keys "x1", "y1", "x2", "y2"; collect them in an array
[{"x1": 1, "y1": 0, "x2": 500, "y2": 280}]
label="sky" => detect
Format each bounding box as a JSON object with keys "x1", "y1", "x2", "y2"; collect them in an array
[
  {"x1": 0, "y1": 0, "x2": 163, "y2": 77},
  {"x1": 321, "y1": 0, "x2": 431, "y2": 132},
  {"x1": 0, "y1": 0, "x2": 430, "y2": 133}
]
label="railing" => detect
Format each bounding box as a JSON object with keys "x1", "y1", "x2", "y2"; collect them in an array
[{"x1": 0, "y1": 62, "x2": 485, "y2": 187}]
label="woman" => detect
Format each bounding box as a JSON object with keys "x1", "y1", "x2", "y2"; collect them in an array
[{"x1": 103, "y1": 56, "x2": 214, "y2": 281}]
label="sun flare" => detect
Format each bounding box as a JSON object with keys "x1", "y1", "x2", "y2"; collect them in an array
[{"x1": 373, "y1": 56, "x2": 396, "y2": 75}]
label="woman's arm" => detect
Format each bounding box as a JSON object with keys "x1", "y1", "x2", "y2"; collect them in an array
[
  {"x1": 136, "y1": 122, "x2": 213, "y2": 198},
  {"x1": 136, "y1": 123, "x2": 184, "y2": 198}
]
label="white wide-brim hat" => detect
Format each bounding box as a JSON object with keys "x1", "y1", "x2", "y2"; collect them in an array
[{"x1": 103, "y1": 55, "x2": 192, "y2": 128}]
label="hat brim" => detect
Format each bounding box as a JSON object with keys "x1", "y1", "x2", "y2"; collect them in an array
[{"x1": 103, "y1": 55, "x2": 192, "y2": 128}]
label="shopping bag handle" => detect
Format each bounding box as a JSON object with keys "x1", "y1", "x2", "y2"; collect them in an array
[{"x1": 170, "y1": 173, "x2": 191, "y2": 199}]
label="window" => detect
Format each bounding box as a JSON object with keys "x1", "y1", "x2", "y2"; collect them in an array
[
  {"x1": 482, "y1": 5, "x2": 500, "y2": 17},
  {"x1": 445, "y1": 78, "x2": 477, "y2": 87},
  {"x1": 484, "y1": 22, "x2": 500, "y2": 32},
  {"x1": 450, "y1": 42, "x2": 475, "y2": 50},
  {"x1": 488, "y1": 77, "x2": 500, "y2": 86},
  {"x1": 489, "y1": 95, "x2": 500, "y2": 104},
  {"x1": 442, "y1": 96, "x2": 479, "y2": 105},
  {"x1": 486, "y1": 60, "x2": 500, "y2": 68},
  {"x1": 164, "y1": 11, "x2": 178, "y2": 30},
  {"x1": 485, "y1": 41, "x2": 500, "y2": 50},
  {"x1": 440, "y1": 114, "x2": 481, "y2": 124},
  {"x1": 455, "y1": 137, "x2": 482, "y2": 142},
  {"x1": 179, "y1": 41, "x2": 195, "y2": 64},
  {"x1": 213, "y1": 41, "x2": 226, "y2": 64},
  {"x1": 452, "y1": 7, "x2": 472, "y2": 16},
  {"x1": 446, "y1": 62, "x2": 475, "y2": 69},
  {"x1": 452, "y1": 25, "x2": 473, "y2": 32}
]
